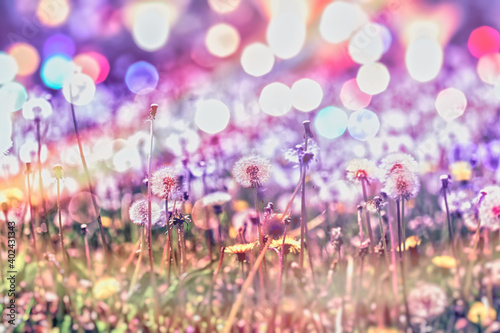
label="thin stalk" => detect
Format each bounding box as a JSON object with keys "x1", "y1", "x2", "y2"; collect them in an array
[
  {"x1": 254, "y1": 186, "x2": 267, "y2": 302},
  {"x1": 396, "y1": 200, "x2": 402, "y2": 259},
  {"x1": 361, "y1": 178, "x2": 375, "y2": 252},
  {"x1": 161, "y1": 198, "x2": 173, "y2": 283},
  {"x1": 402, "y1": 199, "x2": 406, "y2": 253},
  {"x1": 223, "y1": 237, "x2": 273, "y2": 333},
  {"x1": 378, "y1": 212, "x2": 391, "y2": 267},
  {"x1": 207, "y1": 247, "x2": 225, "y2": 333},
  {"x1": 268, "y1": 225, "x2": 289, "y2": 332},
  {"x1": 35, "y1": 118, "x2": 52, "y2": 248},
  {"x1": 56, "y1": 178, "x2": 68, "y2": 272},
  {"x1": 299, "y1": 157, "x2": 307, "y2": 269},
  {"x1": 82, "y1": 225, "x2": 93, "y2": 281},
  {"x1": 128, "y1": 227, "x2": 145, "y2": 296},
  {"x1": 464, "y1": 218, "x2": 482, "y2": 300},
  {"x1": 69, "y1": 92, "x2": 110, "y2": 266},
  {"x1": 442, "y1": 182, "x2": 457, "y2": 258},
  {"x1": 387, "y1": 203, "x2": 399, "y2": 321},
  {"x1": 177, "y1": 223, "x2": 185, "y2": 274},
  {"x1": 397, "y1": 199, "x2": 410, "y2": 329},
  {"x1": 146, "y1": 113, "x2": 160, "y2": 327}
]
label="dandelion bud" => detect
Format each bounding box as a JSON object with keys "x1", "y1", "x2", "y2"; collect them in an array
[
  {"x1": 81, "y1": 224, "x2": 88, "y2": 235},
  {"x1": 53, "y1": 164, "x2": 64, "y2": 179},
  {"x1": 440, "y1": 174, "x2": 451, "y2": 189},
  {"x1": 303, "y1": 120, "x2": 313, "y2": 138},
  {"x1": 149, "y1": 104, "x2": 158, "y2": 119}
]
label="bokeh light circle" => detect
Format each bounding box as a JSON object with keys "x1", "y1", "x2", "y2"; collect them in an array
[
  {"x1": 192, "y1": 199, "x2": 219, "y2": 230},
  {"x1": 480, "y1": 140, "x2": 500, "y2": 171},
  {"x1": 435, "y1": 88, "x2": 467, "y2": 120},
  {"x1": 41, "y1": 54, "x2": 73, "y2": 89},
  {"x1": 125, "y1": 61, "x2": 159, "y2": 95},
  {"x1": 63, "y1": 73, "x2": 96, "y2": 106},
  {"x1": 406, "y1": 38, "x2": 443, "y2": 82},
  {"x1": 259, "y1": 82, "x2": 292, "y2": 116},
  {"x1": 0, "y1": 52, "x2": 18, "y2": 84},
  {"x1": 267, "y1": 12, "x2": 306, "y2": 59},
  {"x1": 356, "y1": 62, "x2": 390, "y2": 95},
  {"x1": 37, "y1": 0, "x2": 70, "y2": 27},
  {"x1": 8, "y1": 43, "x2": 40, "y2": 77},
  {"x1": 195, "y1": 99, "x2": 231, "y2": 134},
  {"x1": 205, "y1": 23, "x2": 240, "y2": 58},
  {"x1": 43, "y1": 34, "x2": 75, "y2": 58},
  {"x1": 68, "y1": 191, "x2": 100, "y2": 223},
  {"x1": 477, "y1": 53, "x2": 500, "y2": 84},
  {"x1": 132, "y1": 3, "x2": 170, "y2": 52},
  {"x1": 314, "y1": 106, "x2": 348, "y2": 139},
  {"x1": 291, "y1": 78, "x2": 323, "y2": 112},
  {"x1": 0, "y1": 82, "x2": 28, "y2": 113},
  {"x1": 87, "y1": 52, "x2": 110, "y2": 84},
  {"x1": 348, "y1": 23, "x2": 385, "y2": 65},
  {"x1": 22, "y1": 98, "x2": 52, "y2": 120},
  {"x1": 240, "y1": 43, "x2": 275, "y2": 77},
  {"x1": 340, "y1": 78, "x2": 372, "y2": 110},
  {"x1": 347, "y1": 109, "x2": 380, "y2": 141},
  {"x1": 73, "y1": 53, "x2": 100, "y2": 82},
  {"x1": 319, "y1": 1, "x2": 366, "y2": 44},
  {"x1": 208, "y1": 0, "x2": 241, "y2": 13},
  {"x1": 468, "y1": 26, "x2": 500, "y2": 59}
]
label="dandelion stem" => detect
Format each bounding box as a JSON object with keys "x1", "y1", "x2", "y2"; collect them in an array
[
  {"x1": 208, "y1": 247, "x2": 225, "y2": 333},
  {"x1": 386, "y1": 200, "x2": 399, "y2": 321},
  {"x1": 146, "y1": 110, "x2": 160, "y2": 328},
  {"x1": 268, "y1": 224, "x2": 289, "y2": 332},
  {"x1": 35, "y1": 118, "x2": 52, "y2": 249},
  {"x1": 128, "y1": 227, "x2": 144, "y2": 296},
  {"x1": 223, "y1": 237, "x2": 274, "y2": 333},
  {"x1": 378, "y1": 212, "x2": 391, "y2": 267},
  {"x1": 361, "y1": 178, "x2": 375, "y2": 252},
  {"x1": 81, "y1": 225, "x2": 93, "y2": 281},
  {"x1": 442, "y1": 178, "x2": 457, "y2": 257},
  {"x1": 402, "y1": 199, "x2": 406, "y2": 253},
  {"x1": 254, "y1": 186, "x2": 267, "y2": 301},
  {"x1": 56, "y1": 178, "x2": 68, "y2": 272},
  {"x1": 69, "y1": 92, "x2": 111, "y2": 266},
  {"x1": 397, "y1": 199, "x2": 410, "y2": 329},
  {"x1": 299, "y1": 151, "x2": 307, "y2": 270}
]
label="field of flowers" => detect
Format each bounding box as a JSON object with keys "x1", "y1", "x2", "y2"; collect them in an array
[{"x1": 2, "y1": 0, "x2": 500, "y2": 332}]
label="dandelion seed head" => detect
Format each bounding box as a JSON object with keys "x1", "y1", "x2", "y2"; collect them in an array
[
  {"x1": 151, "y1": 166, "x2": 180, "y2": 199},
  {"x1": 346, "y1": 158, "x2": 379, "y2": 183},
  {"x1": 408, "y1": 283, "x2": 447, "y2": 320},
  {"x1": 129, "y1": 199, "x2": 161, "y2": 227},
  {"x1": 479, "y1": 186, "x2": 500, "y2": 231},
  {"x1": 379, "y1": 153, "x2": 419, "y2": 177},
  {"x1": 233, "y1": 155, "x2": 271, "y2": 188},
  {"x1": 382, "y1": 171, "x2": 420, "y2": 201}
]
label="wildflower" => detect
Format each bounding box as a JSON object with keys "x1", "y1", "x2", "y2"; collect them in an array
[
  {"x1": 93, "y1": 277, "x2": 120, "y2": 300},
  {"x1": 397, "y1": 235, "x2": 421, "y2": 251},
  {"x1": 380, "y1": 153, "x2": 420, "y2": 201},
  {"x1": 478, "y1": 186, "x2": 500, "y2": 231},
  {"x1": 151, "y1": 166, "x2": 181, "y2": 200},
  {"x1": 346, "y1": 158, "x2": 379, "y2": 184},
  {"x1": 432, "y1": 255, "x2": 458, "y2": 269},
  {"x1": 270, "y1": 236, "x2": 301, "y2": 254},
  {"x1": 129, "y1": 199, "x2": 161, "y2": 227},
  {"x1": 467, "y1": 302, "x2": 496, "y2": 325},
  {"x1": 224, "y1": 242, "x2": 256, "y2": 262},
  {"x1": 450, "y1": 161, "x2": 472, "y2": 182},
  {"x1": 232, "y1": 155, "x2": 271, "y2": 188},
  {"x1": 408, "y1": 283, "x2": 447, "y2": 320}
]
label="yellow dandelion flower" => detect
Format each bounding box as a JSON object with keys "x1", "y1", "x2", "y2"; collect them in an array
[
  {"x1": 93, "y1": 277, "x2": 120, "y2": 300},
  {"x1": 432, "y1": 255, "x2": 457, "y2": 269},
  {"x1": 224, "y1": 242, "x2": 256, "y2": 254},
  {"x1": 450, "y1": 161, "x2": 472, "y2": 182},
  {"x1": 467, "y1": 302, "x2": 496, "y2": 325},
  {"x1": 270, "y1": 236, "x2": 301, "y2": 254},
  {"x1": 397, "y1": 235, "x2": 421, "y2": 251}
]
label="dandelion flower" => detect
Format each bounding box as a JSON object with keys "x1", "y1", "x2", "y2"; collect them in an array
[
  {"x1": 232, "y1": 155, "x2": 271, "y2": 188},
  {"x1": 478, "y1": 186, "x2": 500, "y2": 231},
  {"x1": 467, "y1": 302, "x2": 497, "y2": 325},
  {"x1": 93, "y1": 277, "x2": 120, "y2": 300},
  {"x1": 225, "y1": 242, "x2": 256, "y2": 262},
  {"x1": 432, "y1": 255, "x2": 457, "y2": 269},
  {"x1": 408, "y1": 283, "x2": 447, "y2": 320},
  {"x1": 270, "y1": 236, "x2": 301, "y2": 254},
  {"x1": 397, "y1": 235, "x2": 421, "y2": 251},
  {"x1": 450, "y1": 161, "x2": 472, "y2": 182},
  {"x1": 151, "y1": 166, "x2": 180, "y2": 200},
  {"x1": 129, "y1": 199, "x2": 161, "y2": 227},
  {"x1": 346, "y1": 158, "x2": 379, "y2": 183},
  {"x1": 379, "y1": 153, "x2": 419, "y2": 175}
]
